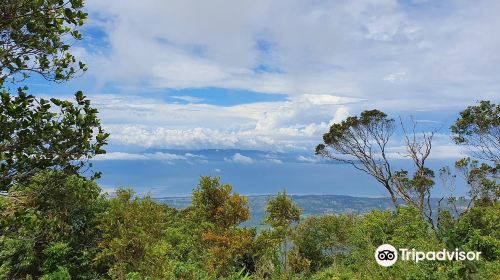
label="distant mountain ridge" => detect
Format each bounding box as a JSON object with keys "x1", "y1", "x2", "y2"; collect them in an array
[{"x1": 155, "y1": 194, "x2": 461, "y2": 227}]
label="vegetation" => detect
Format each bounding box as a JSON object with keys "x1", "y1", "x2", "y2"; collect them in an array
[
  {"x1": 1, "y1": 172, "x2": 498, "y2": 279},
  {"x1": 0, "y1": 90, "x2": 108, "y2": 191},
  {"x1": 451, "y1": 100, "x2": 499, "y2": 163},
  {"x1": 315, "y1": 110, "x2": 439, "y2": 228},
  {"x1": 0, "y1": 0, "x2": 87, "y2": 86},
  {"x1": 0, "y1": 0, "x2": 498, "y2": 279},
  {"x1": 262, "y1": 191, "x2": 302, "y2": 275},
  {"x1": 0, "y1": 172, "x2": 106, "y2": 279}
]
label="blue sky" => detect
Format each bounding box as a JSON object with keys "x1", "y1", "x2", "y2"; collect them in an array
[{"x1": 20, "y1": 0, "x2": 500, "y2": 197}]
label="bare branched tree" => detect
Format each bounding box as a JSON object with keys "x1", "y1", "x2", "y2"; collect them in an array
[
  {"x1": 391, "y1": 118, "x2": 436, "y2": 227},
  {"x1": 316, "y1": 110, "x2": 439, "y2": 226},
  {"x1": 316, "y1": 110, "x2": 398, "y2": 206}
]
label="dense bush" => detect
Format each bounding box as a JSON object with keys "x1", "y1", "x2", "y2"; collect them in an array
[
  {"x1": 1, "y1": 174, "x2": 498, "y2": 279},
  {"x1": 0, "y1": 172, "x2": 106, "y2": 279}
]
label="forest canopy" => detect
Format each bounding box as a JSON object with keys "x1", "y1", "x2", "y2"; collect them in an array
[{"x1": 0, "y1": 0, "x2": 499, "y2": 279}]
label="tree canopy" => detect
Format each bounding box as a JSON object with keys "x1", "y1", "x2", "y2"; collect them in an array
[
  {"x1": 0, "y1": 0, "x2": 87, "y2": 86},
  {"x1": 451, "y1": 100, "x2": 499, "y2": 163},
  {"x1": 0, "y1": 89, "x2": 108, "y2": 191}
]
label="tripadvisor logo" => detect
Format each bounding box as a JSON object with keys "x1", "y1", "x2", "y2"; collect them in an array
[
  {"x1": 375, "y1": 244, "x2": 481, "y2": 267},
  {"x1": 375, "y1": 244, "x2": 398, "y2": 267}
]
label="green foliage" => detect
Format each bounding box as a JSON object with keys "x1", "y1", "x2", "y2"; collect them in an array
[
  {"x1": 41, "y1": 242, "x2": 72, "y2": 276},
  {"x1": 0, "y1": 52, "x2": 496, "y2": 280},
  {"x1": 202, "y1": 228, "x2": 255, "y2": 277},
  {"x1": 163, "y1": 207, "x2": 209, "y2": 278},
  {"x1": 0, "y1": 89, "x2": 109, "y2": 191},
  {"x1": 192, "y1": 176, "x2": 254, "y2": 277},
  {"x1": 40, "y1": 266, "x2": 71, "y2": 280},
  {"x1": 321, "y1": 207, "x2": 446, "y2": 279},
  {"x1": 292, "y1": 214, "x2": 357, "y2": 272},
  {"x1": 446, "y1": 203, "x2": 500, "y2": 261},
  {"x1": 393, "y1": 168, "x2": 435, "y2": 197},
  {"x1": 0, "y1": 0, "x2": 88, "y2": 85},
  {"x1": 223, "y1": 268, "x2": 253, "y2": 280},
  {"x1": 299, "y1": 205, "x2": 500, "y2": 280},
  {"x1": 318, "y1": 109, "x2": 394, "y2": 150},
  {"x1": 263, "y1": 191, "x2": 302, "y2": 274},
  {"x1": 252, "y1": 230, "x2": 283, "y2": 279},
  {"x1": 438, "y1": 203, "x2": 500, "y2": 279},
  {"x1": 192, "y1": 176, "x2": 250, "y2": 228},
  {"x1": 451, "y1": 100, "x2": 499, "y2": 162},
  {"x1": 96, "y1": 188, "x2": 174, "y2": 280},
  {"x1": 264, "y1": 191, "x2": 302, "y2": 231},
  {"x1": 0, "y1": 172, "x2": 105, "y2": 279},
  {"x1": 1, "y1": 176, "x2": 499, "y2": 279},
  {"x1": 455, "y1": 157, "x2": 499, "y2": 204},
  {"x1": 0, "y1": 1, "x2": 498, "y2": 278}
]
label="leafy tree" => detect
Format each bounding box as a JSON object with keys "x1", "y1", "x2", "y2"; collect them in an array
[
  {"x1": 96, "y1": 188, "x2": 174, "y2": 280},
  {"x1": 252, "y1": 230, "x2": 282, "y2": 279},
  {"x1": 192, "y1": 176, "x2": 250, "y2": 228},
  {"x1": 0, "y1": 0, "x2": 87, "y2": 86},
  {"x1": 337, "y1": 207, "x2": 446, "y2": 279},
  {"x1": 441, "y1": 203, "x2": 499, "y2": 261},
  {"x1": 451, "y1": 100, "x2": 499, "y2": 163},
  {"x1": 439, "y1": 101, "x2": 499, "y2": 221},
  {"x1": 201, "y1": 227, "x2": 255, "y2": 277},
  {"x1": 162, "y1": 207, "x2": 210, "y2": 279},
  {"x1": 0, "y1": 89, "x2": 108, "y2": 191},
  {"x1": 437, "y1": 203, "x2": 500, "y2": 279},
  {"x1": 0, "y1": 172, "x2": 106, "y2": 279},
  {"x1": 292, "y1": 214, "x2": 356, "y2": 272},
  {"x1": 191, "y1": 176, "x2": 254, "y2": 277},
  {"x1": 442, "y1": 100, "x2": 500, "y2": 210},
  {"x1": 454, "y1": 158, "x2": 498, "y2": 205},
  {"x1": 263, "y1": 191, "x2": 302, "y2": 274}
]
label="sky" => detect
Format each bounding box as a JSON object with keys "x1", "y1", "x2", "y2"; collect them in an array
[{"x1": 19, "y1": 0, "x2": 500, "y2": 197}]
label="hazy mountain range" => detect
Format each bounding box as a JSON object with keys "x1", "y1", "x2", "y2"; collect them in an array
[
  {"x1": 93, "y1": 148, "x2": 465, "y2": 198},
  {"x1": 155, "y1": 195, "x2": 465, "y2": 227}
]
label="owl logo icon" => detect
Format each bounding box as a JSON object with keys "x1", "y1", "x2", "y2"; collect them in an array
[{"x1": 375, "y1": 244, "x2": 398, "y2": 267}]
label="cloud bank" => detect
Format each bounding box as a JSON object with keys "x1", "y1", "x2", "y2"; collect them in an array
[
  {"x1": 61, "y1": 0, "x2": 500, "y2": 160},
  {"x1": 83, "y1": 0, "x2": 500, "y2": 104}
]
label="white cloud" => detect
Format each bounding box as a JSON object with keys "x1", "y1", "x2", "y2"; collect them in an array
[
  {"x1": 83, "y1": 0, "x2": 500, "y2": 105},
  {"x1": 101, "y1": 187, "x2": 116, "y2": 195},
  {"x1": 94, "y1": 152, "x2": 187, "y2": 161},
  {"x1": 414, "y1": 120, "x2": 441, "y2": 124},
  {"x1": 261, "y1": 153, "x2": 283, "y2": 164},
  {"x1": 225, "y1": 153, "x2": 254, "y2": 164},
  {"x1": 70, "y1": 0, "x2": 500, "y2": 155},
  {"x1": 171, "y1": 96, "x2": 205, "y2": 103},
  {"x1": 428, "y1": 145, "x2": 468, "y2": 160},
  {"x1": 385, "y1": 145, "x2": 467, "y2": 160},
  {"x1": 297, "y1": 155, "x2": 320, "y2": 163},
  {"x1": 83, "y1": 93, "x2": 354, "y2": 151},
  {"x1": 383, "y1": 72, "x2": 406, "y2": 83},
  {"x1": 184, "y1": 153, "x2": 206, "y2": 158}
]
